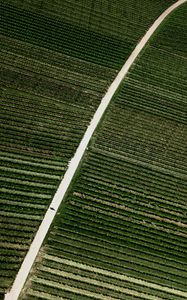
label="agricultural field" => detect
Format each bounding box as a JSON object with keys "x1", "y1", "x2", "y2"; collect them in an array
[
  {"x1": 5, "y1": 0, "x2": 176, "y2": 41},
  {"x1": 0, "y1": 0, "x2": 179, "y2": 297},
  {"x1": 94, "y1": 4, "x2": 187, "y2": 173},
  {"x1": 18, "y1": 2, "x2": 187, "y2": 300},
  {"x1": 0, "y1": 42, "x2": 114, "y2": 295},
  {"x1": 0, "y1": 3, "x2": 117, "y2": 295}
]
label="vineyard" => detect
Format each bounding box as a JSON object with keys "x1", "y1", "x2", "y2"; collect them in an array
[
  {"x1": 0, "y1": 2, "x2": 119, "y2": 295},
  {"x1": 17, "y1": 2, "x2": 187, "y2": 300},
  {"x1": 4, "y1": 0, "x2": 176, "y2": 41},
  {"x1": 0, "y1": 0, "x2": 186, "y2": 299}
]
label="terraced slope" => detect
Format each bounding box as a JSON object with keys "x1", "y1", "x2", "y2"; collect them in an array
[
  {"x1": 19, "y1": 3, "x2": 187, "y2": 300},
  {"x1": 0, "y1": 1, "x2": 178, "y2": 297}
]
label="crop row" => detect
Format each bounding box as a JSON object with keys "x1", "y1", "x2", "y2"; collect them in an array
[
  {"x1": 1, "y1": 52, "x2": 109, "y2": 94},
  {"x1": 0, "y1": 146, "x2": 56, "y2": 294},
  {"x1": 21, "y1": 252, "x2": 186, "y2": 300},
  {"x1": 2, "y1": 1, "x2": 187, "y2": 299},
  {"x1": 39, "y1": 254, "x2": 185, "y2": 299},
  {"x1": 75, "y1": 179, "x2": 187, "y2": 223},
  {"x1": 0, "y1": 63, "x2": 98, "y2": 168},
  {"x1": 0, "y1": 60, "x2": 97, "y2": 293},
  {"x1": 47, "y1": 233, "x2": 187, "y2": 281},
  {"x1": 1, "y1": 3, "x2": 134, "y2": 69},
  {"x1": 6, "y1": 0, "x2": 176, "y2": 45},
  {"x1": 44, "y1": 225, "x2": 187, "y2": 290},
  {"x1": 34, "y1": 242, "x2": 185, "y2": 299},
  {"x1": 21, "y1": 148, "x2": 187, "y2": 298},
  {"x1": 0, "y1": 6, "x2": 120, "y2": 291},
  {"x1": 19, "y1": 2, "x2": 187, "y2": 300},
  {"x1": 27, "y1": 268, "x2": 184, "y2": 300},
  {"x1": 56, "y1": 217, "x2": 187, "y2": 264},
  {"x1": 0, "y1": 151, "x2": 65, "y2": 169},
  {"x1": 94, "y1": 107, "x2": 186, "y2": 174},
  {"x1": 118, "y1": 79, "x2": 187, "y2": 119},
  {"x1": 66, "y1": 197, "x2": 187, "y2": 250},
  {"x1": 91, "y1": 17, "x2": 187, "y2": 179},
  {"x1": 76, "y1": 178, "x2": 186, "y2": 221},
  {"x1": 0, "y1": 102, "x2": 91, "y2": 128},
  {"x1": 84, "y1": 151, "x2": 187, "y2": 205},
  {"x1": 93, "y1": 49, "x2": 187, "y2": 174},
  {"x1": 48, "y1": 225, "x2": 187, "y2": 273},
  {"x1": 0, "y1": 35, "x2": 117, "y2": 82},
  {"x1": 65, "y1": 192, "x2": 187, "y2": 247},
  {"x1": 1, "y1": 68, "x2": 102, "y2": 110},
  {"x1": 1, "y1": 99, "x2": 91, "y2": 127},
  {"x1": 152, "y1": 3, "x2": 187, "y2": 57}
]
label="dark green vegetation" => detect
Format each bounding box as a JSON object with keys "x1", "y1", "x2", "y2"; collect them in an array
[
  {"x1": 0, "y1": 44, "x2": 112, "y2": 293},
  {"x1": 19, "y1": 3, "x2": 187, "y2": 300},
  {"x1": 4, "y1": 0, "x2": 176, "y2": 41},
  {"x1": 1, "y1": 3, "x2": 134, "y2": 69},
  {"x1": 0, "y1": 0, "x2": 177, "y2": 296}
]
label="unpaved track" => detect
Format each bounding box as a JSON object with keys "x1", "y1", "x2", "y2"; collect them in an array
[{"x1": 5, "y1": 1, "x2": 187, "y2": 299}]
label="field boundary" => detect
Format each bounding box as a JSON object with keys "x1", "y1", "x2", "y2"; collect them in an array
[{"x1": 5, "y1": 1, "x2": 187, "y2": 299}]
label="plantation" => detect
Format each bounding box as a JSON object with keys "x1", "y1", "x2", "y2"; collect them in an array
[
  {"x1": 0, "y1": 0, "x2": 186, "y2": 299},
  {"x1": 4, "y1": 0, "x2": 176, "y2": 41},
  {"x1": 17, "y1": 2, "x2": 187, "y2": 300},
  {"x1": 0, "y1": 3, "x2": 118, "y2": 294}
]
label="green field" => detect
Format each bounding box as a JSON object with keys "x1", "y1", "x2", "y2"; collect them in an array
[
  {"x1": 17, "y1": 2, "x2": 187, "y2": 300},
  {"x1": 0, "y1": 0, "x2": 186, "y2": 299},
  {"x1": 4, "y1": 0, "x2": 176, "y2": 41}
]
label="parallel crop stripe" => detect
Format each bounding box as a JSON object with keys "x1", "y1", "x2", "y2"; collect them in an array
[
  {"x1": 5, "y1": 2, "x2": 187, "y2": 299},
  {"x1": 72, "y1": 193, "x2": 187, "y2": 230},
  {"x1": 0, "y1": 156, "x2": 65, "y2": 170},
  {"x1": 0, "y1": 177, "x2": 56, "y2": 189},
  {"x1": 80, "y1": 175, "x2": 186, "y2": 208},
  {"x1": 0, "y1": 151, "x2": 65, "y2": 166},
  {"x1": 30, "y1": 280, "x2": 121, "y2": 300},
  {"x1": 0, "y1": 243, "x2": 28, "y2": 250},
  {"x1": 75, "y1": 184, "x2": 187, "y2": 215},
  {"x1": 0, "y1": 200, "x2": 46, "y2": 210},
  {"x1": 0, "y1": 212, "x2": 42, "y2": 220},
  {"x1": 27, "y1": 290, "x2": 69, "y2": 300},
  {"x1": 63, "y1": 208, "x2": 187, "y2": 247},
  {"x1": 91, "y1": 148, "x2": 187, "y2": 180},
  {"x1": 44, "y1": 255, "x2": 187, "y2": 298},
  {"x1": 48, "y1": 236, "x2": 186, "y2": 275},
  {"x1": 82, "y1": 163, "x2": 186, "y2": 194},
  {"x1": 52, "y1": 228, "x2": 187, "y2": 267},
  {"x1": 0, "y1": 167, "x2": 60, "y2": 179},
  {"x1": 34, "y1": 267, "x2": 163, "y2": 300},
  {"x1": 47, "y1": 241, "x2": 187, "y2": 282},
  {"x1": 1, "y1": 188, "x2": 51, "y2": 199},
  {"x1": 71, "y1": 203, "x2": 187, "y2": 239}
]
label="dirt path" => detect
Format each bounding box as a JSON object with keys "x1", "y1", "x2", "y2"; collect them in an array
[{"x1": 5, "y1": 1, "x2": 187, "y2": 299}]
